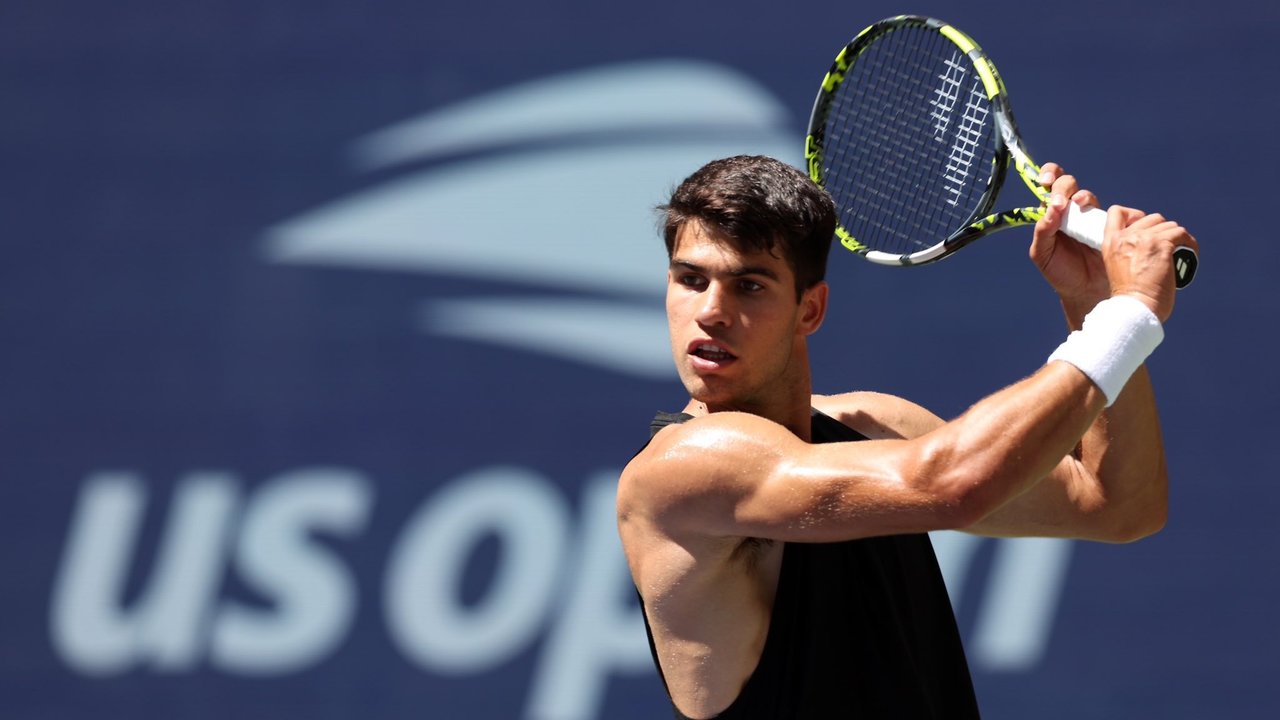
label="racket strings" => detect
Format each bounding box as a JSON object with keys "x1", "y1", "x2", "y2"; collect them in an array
[
  {"x1": 827, "y1": 36, "x2": 933, "y2": 248},
  {"x1": 834, "y1": 30, "x2": 968, "y2": 250},
  {"x1": 820, "y1": 26, "x2": 1000, "y2": 256},
  {"x1": 827, "y1": 29, "x2": 955, "y2": 252}
]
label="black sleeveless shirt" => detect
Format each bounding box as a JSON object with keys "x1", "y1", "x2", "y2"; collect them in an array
[{"x1": 640, "y1": 409, "x2": 980, "y2": 719}]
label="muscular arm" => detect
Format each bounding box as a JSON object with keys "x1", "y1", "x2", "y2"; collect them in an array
[
  {"x1": 816, "y1": 368, "x2": 1166, "y2": 543},
  {"x1": 971, "y1": 301, "x2": 1168, "y2": 541},
  {"x1": 815, "y1": 200, "x2": 1175, "y2": 543},
  {"x1": 620, "y1": 362, "x2": 1106, "y2": 544},
  {"x1": 951, "y1": 166, "x2": 1186, "y2": 541}
]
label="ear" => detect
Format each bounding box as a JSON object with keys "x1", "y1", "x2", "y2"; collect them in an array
[{"x1": 798, "y1": 281, "x2": 828, "y2": 336}]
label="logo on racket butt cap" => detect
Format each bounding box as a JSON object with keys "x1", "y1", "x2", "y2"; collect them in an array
[{"x1": 1173, "y1": 248, "x2": 1197, "y2": 288}]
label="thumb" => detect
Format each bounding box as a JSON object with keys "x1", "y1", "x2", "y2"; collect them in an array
[
  {"x1": 1104, "y1": 205, "x2": 1146, "y2": 247},
  {"x1": 1030, "y1": 192, "x2": 1069, "y2": 263}
]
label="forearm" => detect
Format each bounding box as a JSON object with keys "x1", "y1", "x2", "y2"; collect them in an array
[
  {"x1": 1077, "y1": 366, "x2": 1169, "y2": 537},
  {"x1": 964, "y1": 298, "x2": 1169, "y2": 540},
  {"x1": 916, "y1": 362, "x2": 1107, "y2": 526},
  {"x1": 1065, "y1": 295, "x2": 1169, "y2": 529}
]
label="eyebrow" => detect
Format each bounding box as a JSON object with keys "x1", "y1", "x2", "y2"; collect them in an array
[{"x1": 669, "y1": 259, "x2": 782, "y2": 281}]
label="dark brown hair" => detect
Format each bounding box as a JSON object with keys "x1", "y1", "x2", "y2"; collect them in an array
[{"x1": 659, "y1": 155, "x2": 836, "y2": 299}]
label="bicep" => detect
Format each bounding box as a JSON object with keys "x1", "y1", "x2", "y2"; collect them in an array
[
  {"x1": 637, "y1": 413, "x2": 971, "y2": 544},
  {"x1": 736, "y1": 439, "x2": 968, "y2": 542}
]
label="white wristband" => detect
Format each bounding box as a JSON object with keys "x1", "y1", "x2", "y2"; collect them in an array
[{"x1": 1046, "y1": 295, "x2": 1164, "y2": 406}]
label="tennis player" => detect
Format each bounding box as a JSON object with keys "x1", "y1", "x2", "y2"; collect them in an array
[{"x1": 617, "y1": 155, "x2": 1196, "y2": 718}]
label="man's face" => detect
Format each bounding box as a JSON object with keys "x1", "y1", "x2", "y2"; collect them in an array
[{"x1": 666, "y1": 221, "x2": 825, "y2": 413}]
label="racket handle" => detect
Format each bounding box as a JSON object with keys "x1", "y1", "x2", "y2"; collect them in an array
[{"x1": 1061, "y1": 203, "x2": 1198, "y2": 289}]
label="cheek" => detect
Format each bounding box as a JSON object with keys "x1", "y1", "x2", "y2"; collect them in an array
[
  {"x1": 666, "y1": 295, "x2": 695, "y2": 347},
  {"x1": 741, "y1": 306, "x2": 794, "y2": 335},
  {"x1": 665, "y1": 294, "x2": 687, "y2": 328}
]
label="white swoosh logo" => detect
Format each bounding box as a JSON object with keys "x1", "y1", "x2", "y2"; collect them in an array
[
  {"x1": 263, "y1": 60, "x2": 798, "y2": 379},
  {"x1": 349, "y1": 59, "x2": 792, "y2": 170}
]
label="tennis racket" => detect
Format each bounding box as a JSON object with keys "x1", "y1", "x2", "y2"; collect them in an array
[{"x1": 804, "y1": 15, "x2": 1198, "y2": 288}]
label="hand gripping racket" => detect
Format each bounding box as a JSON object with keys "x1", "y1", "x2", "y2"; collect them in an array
[{"x1": 804, "y1": 15, "x2": 1198, "y2": 288}]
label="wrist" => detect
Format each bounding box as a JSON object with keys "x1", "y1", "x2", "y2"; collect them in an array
[
  {"x1": 1047, "y1": 295, "x2": 1164, "y2": 406},
  {"x1": 1059, "y1": 297, "x2": 1096, "y2": 331},
  {"x1": 1112, "y1": 290, "x2": 1161, "y2": 318},
  {"x1": 1057, "y1": 289, "x2": 1111, "y2": 330}
]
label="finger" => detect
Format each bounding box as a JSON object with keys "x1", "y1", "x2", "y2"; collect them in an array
[
  {"x1": 1071, "y1": 189, "x2": 1100, "y2": 212},
  {"x1": 1050, "y1": 173, "x2": 1080, "y2": 202},
  {"x1": 1112, "y1": 216, "x2": 1193, "y2": 254},
  {"x1": 1105, "y1": 205, "x2": 1146, "y2": 235},
  {"x1": 1128, "y1": 212, "x2": 1167, "y2": 229},
  {"x1": 1040, "y1": 191, "x2": 1070, "y2": 230},
  {"x1": 1037, "y1": 162, "x2": 1063, "y2": 190},
  {"x1": 1030, "y1": 192, "x2": 1068, "y2": 263},
  {"x1": 1176, "y1": 228, "x2": 1199, "y2": 255},
  {"x1": 1104, "y1": 205, "x2": 1125, "y2": 249},
  {"x1": 1151, "y1": 223, "x2": 1199, "y2": 254}
]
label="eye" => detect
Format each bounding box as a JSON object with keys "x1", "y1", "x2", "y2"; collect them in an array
[
  {"x1": 739, "y1": 279, "x2": 765, "y2": 293},
  {"x1": 676, "y1": 273, "x2": 706, "y2": 289}
]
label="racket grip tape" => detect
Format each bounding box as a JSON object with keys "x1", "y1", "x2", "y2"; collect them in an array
[{"x1": 1061, "y1": 203, "x2": 1197, "y2": 289}]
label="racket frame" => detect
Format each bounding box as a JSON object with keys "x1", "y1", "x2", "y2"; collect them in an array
[{"x1": 805, "y1": 15, "x2": 1068, "y2": 267}]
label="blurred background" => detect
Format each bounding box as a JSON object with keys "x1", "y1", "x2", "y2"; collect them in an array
[{"x1": 2, "y1": 1, "x2": 1276, "y2": 717}]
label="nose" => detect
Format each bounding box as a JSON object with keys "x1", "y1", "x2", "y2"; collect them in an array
[{"x1": 695, "y1": 281, "x2": 732, "y2": 327}]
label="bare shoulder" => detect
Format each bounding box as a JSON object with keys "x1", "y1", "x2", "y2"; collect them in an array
[
  {"x1": 617, "y1": 413, "x2": 794, "y2": 595},
  {"x1": 812, "y1": 390, "x2": 944, "y2": 441},
  {"x1": 619, "y1": 413, "x2": 793, "y2": 506}
]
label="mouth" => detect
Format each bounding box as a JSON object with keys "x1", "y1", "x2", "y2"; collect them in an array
[{"x1": 687, "y1": 340, "x2": 737, "y2": 369}]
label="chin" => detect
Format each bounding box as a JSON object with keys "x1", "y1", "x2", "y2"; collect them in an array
[
  {"x1": 684, "y1": 379, "x2": 743, "y2": 410},
  {"x1": 680, "y1": 377, "x2": 718, "y2": 404}
]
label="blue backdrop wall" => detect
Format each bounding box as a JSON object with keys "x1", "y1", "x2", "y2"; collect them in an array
[{"x1": 3, "y1": 1, "x2": 1277, "y2": 717}]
